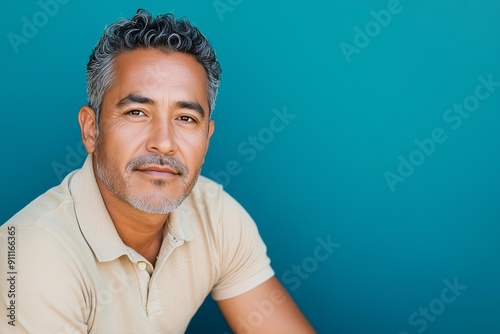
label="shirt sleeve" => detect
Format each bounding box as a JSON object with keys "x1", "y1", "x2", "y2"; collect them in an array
[
  {"x1": 0, "y1": 224, "x2": 89, "y2": 334},
  {"x1": 210, "y1": 191, "x2": 275, "y2": 301}
]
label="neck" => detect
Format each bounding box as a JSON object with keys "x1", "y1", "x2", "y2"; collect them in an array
[
  {"x1": 112, "y1": 211, "x2": 166, "y2": 266},
  {"x1": 96, "y1": 179, "x2": 168, "y2": 265}
]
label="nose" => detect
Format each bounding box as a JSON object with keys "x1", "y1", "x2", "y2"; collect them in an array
[{"x1": 146, "y1": 117, "x2": 177, "y2": 155}]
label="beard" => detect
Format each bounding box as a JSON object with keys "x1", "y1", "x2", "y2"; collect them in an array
[{"x1": 94, "y1": 138, "x2": 199, "y2": 214}]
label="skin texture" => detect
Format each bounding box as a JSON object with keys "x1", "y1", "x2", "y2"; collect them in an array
[{"x1": 78, "y1": 48, "x2": 316, "y2": 333}]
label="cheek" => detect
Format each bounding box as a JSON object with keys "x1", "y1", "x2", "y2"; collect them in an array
[
  {"x1": 175, "y1": 129, "x2": 209, "y2": 163},
  {"x1": 97, "y1": 125, "x2": 144, "y2": 163}
]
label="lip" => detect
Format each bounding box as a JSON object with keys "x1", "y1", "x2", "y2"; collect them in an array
[{"x1": 136, "y1": 165, "x2": 179, "y2": 178}]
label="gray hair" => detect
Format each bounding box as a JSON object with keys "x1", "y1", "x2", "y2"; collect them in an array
[{"x1": 86, "y1": 9, "x2": 221, "y2": 123}]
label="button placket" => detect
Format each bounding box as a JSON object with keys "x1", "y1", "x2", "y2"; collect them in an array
[
  {"x1": 137, "y1": 262, "x2": 147, "y2": 271},
  {"x1": 143, "y1": 233, "x2": 185, "y2": 317},
  {"x1": 133, "y1": 261, "x2": 152, "y2": 310}
]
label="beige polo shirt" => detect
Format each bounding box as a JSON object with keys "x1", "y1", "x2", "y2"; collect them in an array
[{"x1": 0, "y1": 156, "x2": 274, "y2": 333}]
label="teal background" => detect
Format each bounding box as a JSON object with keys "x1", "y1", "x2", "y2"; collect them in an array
[{"x1": 1, "y1": 0, "x2": 499, "y2": 333}]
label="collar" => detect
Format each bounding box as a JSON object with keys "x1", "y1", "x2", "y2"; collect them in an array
[{"x1": 70, "y1": 155, "x2": 193, "y2": 263}]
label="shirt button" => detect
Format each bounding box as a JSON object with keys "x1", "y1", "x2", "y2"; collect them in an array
[{"x1": 137, "y1": 262, "x2": 147, "y2": 271}]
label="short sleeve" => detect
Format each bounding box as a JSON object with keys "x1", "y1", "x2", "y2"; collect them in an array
[
  {"x1": 210, "y1": 192, "x2": 274, "y2": 300},
  {"x1": 0, "y1": 224, "x2": 89, "y2": 334}
]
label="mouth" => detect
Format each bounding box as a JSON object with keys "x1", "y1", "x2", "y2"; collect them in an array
[{"x1": 135, "y1": 165, "x2": 181, "y2": 178}]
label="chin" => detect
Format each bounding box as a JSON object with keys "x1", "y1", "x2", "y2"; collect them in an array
[{"x1": 126, "y1": 189, "x2": 187, "y2": 213}]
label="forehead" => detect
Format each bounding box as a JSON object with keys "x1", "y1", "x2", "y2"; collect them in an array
[{"x1": 106, "y1": 49, "x2": 209, "y2": 108}]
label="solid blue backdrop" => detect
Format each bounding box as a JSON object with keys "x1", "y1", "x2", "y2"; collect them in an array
[{"x1": 1, "y1": 1, "x2": 499, "y2": 333}]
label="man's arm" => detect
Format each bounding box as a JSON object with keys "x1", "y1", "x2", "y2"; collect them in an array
[{"x1": 217, "y1": 276, "x2": 316, "y2": 333}]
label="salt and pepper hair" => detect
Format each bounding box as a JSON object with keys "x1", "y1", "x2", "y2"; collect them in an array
[{"x1": 86, "y1": 9, "x2": 221, "y2": 124}]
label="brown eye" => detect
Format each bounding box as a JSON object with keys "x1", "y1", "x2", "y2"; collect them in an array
[
  {"x1": 126, "y1": 110, "x2": 145, "y2": 116},
  {"x1": 177, "y1": 115, "x2": 195, "y2": 123}
]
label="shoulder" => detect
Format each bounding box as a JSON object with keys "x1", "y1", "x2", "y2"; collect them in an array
[
  {"x1": 3, "y1": 170, "x2": 75, "y2": 230},
  {"x1": 188, "y1": 175, "x2": 226, "y2": 205},
  {"x1": 182, "y1": 175, "x2": 252, "y2": 225},
  {"x1": 192, "y1": 175, "x2": 250, "y2": 212},
  {"x1": 188, "y1": 181, "x2": 274, "y2": 301},
  {"x1": 0, "y1": 171, "x2": 90, "y2": 265}
]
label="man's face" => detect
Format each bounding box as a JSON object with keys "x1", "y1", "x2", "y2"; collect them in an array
[{"x1": 85, "y1": 49, "x2": 214, "y2": 214}]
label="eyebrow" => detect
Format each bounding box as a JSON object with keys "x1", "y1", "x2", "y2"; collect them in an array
[
  {"x1": 175, "y1": 101, "x2": 206, "y2": 119},
  {"x1": 116, "y1": 93, "x2": 155, "y2": 108},
  {"x1": 115, "y1": 94, "x2": 207, "y2": 119}
]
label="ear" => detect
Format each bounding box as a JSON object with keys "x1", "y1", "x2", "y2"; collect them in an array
[
  {"x1": 78, "y1": 106, "x2": 98, "y2": 154},
  {"x1": 203, "y1": 119, "x2": 215, "y2": 163},
  {"x1": 207, "y1": 119, "x2": 215, "y2": 141}
]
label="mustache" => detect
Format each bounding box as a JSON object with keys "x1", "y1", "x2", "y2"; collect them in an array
[{"x1": 126, "y1": 155, "x2": 189, "y2": 176}]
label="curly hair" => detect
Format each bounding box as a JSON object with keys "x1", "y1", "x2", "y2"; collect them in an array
[{"x1": 86, "y1": 9, "x2": 221, "y2": 123}]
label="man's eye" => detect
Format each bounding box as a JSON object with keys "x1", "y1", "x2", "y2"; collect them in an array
[
  {"x1": 177, "y1": 115, "x2": 196, "y2": 123},
  {"x1": 126, "y1": 110, "x2": 145, "y2": 116}
]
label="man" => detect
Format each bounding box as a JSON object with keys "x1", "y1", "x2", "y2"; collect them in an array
[{"x1": 0, "y1": 9, "x2": 316, "y2": 333}]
